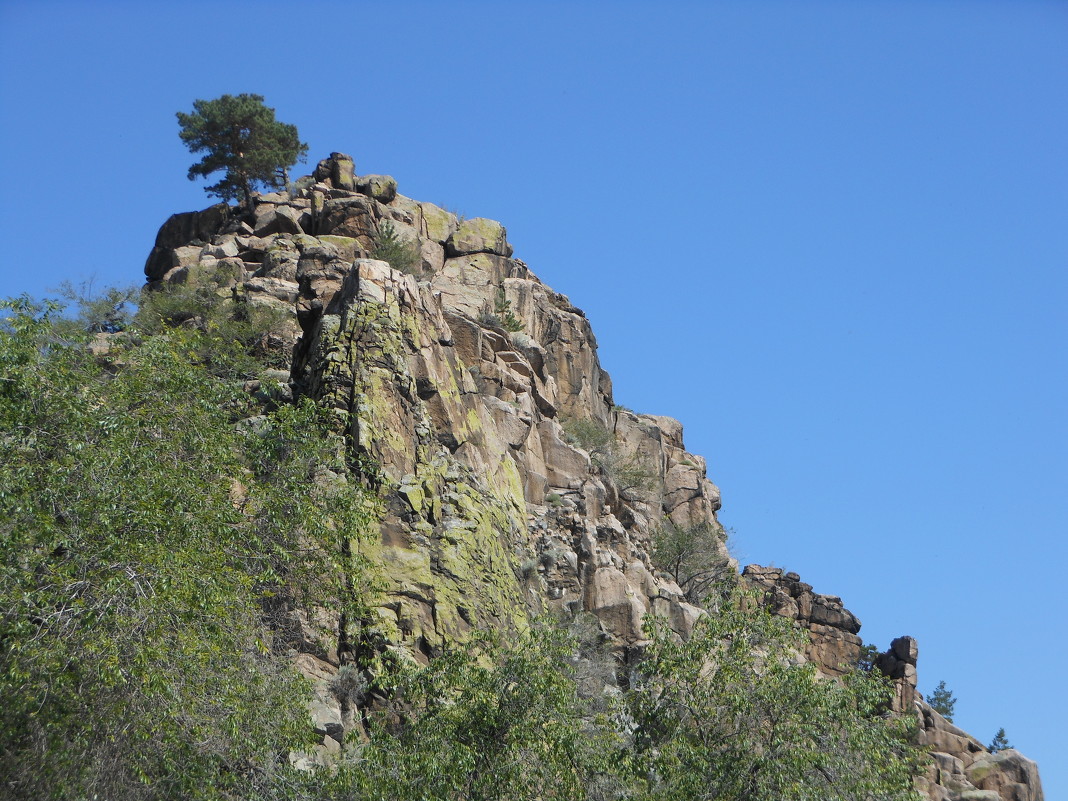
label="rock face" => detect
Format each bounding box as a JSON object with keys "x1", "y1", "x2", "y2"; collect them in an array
[
  {"x1": 742, "y1": 564, "x2": 863, "y2": 676},
  {"x1": 143, "y1": 152, "x2": 1042, "y2": 801}
]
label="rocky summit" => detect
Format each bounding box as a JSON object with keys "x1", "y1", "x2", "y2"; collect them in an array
[{"x1": 143, "y1": 152, "x2": 1043, "y2": 801}]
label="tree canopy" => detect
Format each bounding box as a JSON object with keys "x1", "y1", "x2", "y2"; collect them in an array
[{"x1": 177, "y1": 93, "x2": 308, "y2": 207}]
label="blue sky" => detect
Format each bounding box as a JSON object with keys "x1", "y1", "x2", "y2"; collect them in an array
[{"x1": 2, "y1": 0, "x2": 1064, "y2": 792}]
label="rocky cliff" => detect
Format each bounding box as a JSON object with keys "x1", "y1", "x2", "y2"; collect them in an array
[{"x1": 144, "y1": 152, "x2": 1043, "y2": 801}]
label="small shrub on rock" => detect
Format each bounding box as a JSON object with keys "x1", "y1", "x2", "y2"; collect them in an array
[{"x1": 372, "y1": 220, "x2": 422, "y2": 276}]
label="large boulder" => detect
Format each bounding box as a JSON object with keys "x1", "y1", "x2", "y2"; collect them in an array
[
  {"x1": 313, "y1": 152, "x2": 355, "y2": 190},
  {"x1": 967, "y1": 750, "x2": 1045, "y2": 801},
  {"x1": 332, "y1": 154, "x2": 355, "y2": 190},
  {"x1": 356, "y1": 174, "x2": 397, "y2": 204},
  {"x1": 318, "y1": 195, "x2": 378, "y2": 246},
  {"x1": 445, "y1": 217, "x2": 513, "y2": 257},
  {"x1": 253, "y1": 203, "x2": 303, "y2": 237},
  {"x1": 420, "y1": 201, "x2": 459, "y2": 243},
  {"x1": 144, "y1": 203, "x2": 231, "y2": 280}
]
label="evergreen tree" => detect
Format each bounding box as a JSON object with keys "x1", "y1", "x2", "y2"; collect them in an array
[
  {"x1": 988, "y1": 727, "x2": 1013, "y2": 753},
  {"x1": 177, "y1": 93, "x2": 308, "y2": 207},
  {"x1": 926, "y1": 680, "x2": 957, "y2": 722}
]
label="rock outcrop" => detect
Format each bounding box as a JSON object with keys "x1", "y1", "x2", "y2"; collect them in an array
[
  {"x1": 143, "y1": 153, "x2": 1043, "y2": 800},
  {"x1": 742, "y1": 564, "x2": 863, "y2": 676}
]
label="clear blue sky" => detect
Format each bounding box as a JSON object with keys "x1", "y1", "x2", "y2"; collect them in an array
[{"x1": 2, "y1": 0, "x2": 1064, "y2": 792}]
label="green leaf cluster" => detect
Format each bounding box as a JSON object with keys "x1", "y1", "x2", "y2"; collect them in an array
[
  {"x1": 0, "y1": 297, "x2": 373, "y2": 800},
  {"x1": 652, "y1": 521, "x2": 733, "y2": 604},
  {"x1": 317, "y1": 587, "x2": 925, "y2": 801},
  {"x1": 626, "y1": 590, "x2": 925, "y2": 801},
  {"x1": 332, "y1": 625, "x2": 623, "y2": 801},
  {"x1": 177, "y1": 94, "x2": 308, "y2": 207},
  {"x1": 137, "y1": 281, "x2": 294, "y2": 375}
]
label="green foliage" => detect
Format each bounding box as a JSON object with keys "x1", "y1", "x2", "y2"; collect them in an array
[
  {"x1": 926, "y1": 679, "x2": 957, "y2": 722},
  {"x1": 987, "y1": 727, "x2": 1012, "y2": 753},
  {"x1": 563, "y1": 416, "x2": 615, "y2": 453},
  {"x1": 332, "y1": 625, "x2": 623, "y2": 801},
  {"x1": 137, "y1": 281, "x2": 293, "y2": 375},
  {"x1": 562, "y1": 416, "x2": 657, "y2": 493},
  {"x1": 371, "y1": 220, "x2": 422, "y2": 276},
  {"x1": 0, "y1": 297, "x2": 374, "y2": 800},
  {"x1": 627, "y1": 588, "x2": 924, "y2": 801},
  {"x1": 54, "y1": 278, "x2": 140, "y2": 334},
  {"x1": 493, "y1": 288, "x2": 524, "y2": 332},
  {"x1": 652, "y1": 521, "x2": 733, "y2": 604},
  {"x1": 0, "y1": 292, "x2": 929, "y2": 801},
  {"x1": 177, "y1": 93, "x2": 308, "y2": 207}
]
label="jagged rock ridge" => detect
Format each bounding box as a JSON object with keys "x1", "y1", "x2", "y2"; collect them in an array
[{"x1": 144, "y1": 152, "x2": 1043, "y2": 801}]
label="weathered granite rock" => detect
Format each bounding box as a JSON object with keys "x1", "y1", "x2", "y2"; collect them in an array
[
  {"x1": 318, "y1": 195, "x2": 378, "y2": 247},
  {"x1": 253, "y1": 202, "x2": 303, "y2": 237},
  {"x1": 967, "y1": 750, "x2": 1044, "y2": 801},
  {"x1": 741, "y1": 564, "x2": 863, "y2": 675},
  {"x1": 356, "y1": 174, "x2": 397, "y2": 204},
  {"x1": 332, "y1": 154, "x2": 355, "y2": 190},
  {"x1": 420, "y1": 201, "x2": 459, "y2": 243},
  {"x1": 445, "y1": 217, "x2": 513, "y2": 257},
  {"x1": 313, "y1": 152, "x2": 355, "y2": 190},
  {"x1": 144, "y1": 203, "x2": 231, "y2": 280}
]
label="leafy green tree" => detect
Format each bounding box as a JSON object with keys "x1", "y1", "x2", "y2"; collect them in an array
[
  {"x1": 54, "y1": 278, "x2": 140, "y2": 334},
  {"x1": 177, "y1": 93, "x2": 308, "y2": 207},
  {"x1": 335, "y1": 625, "x2": 624, "y2": 801},
  {"x1": 0, "y1": 296, "x2": 373, "y2": 800},
  {"x1": 926, "y1": 680, "x2": 957, "y2": 722},
  {"x1": 988, "y1": 727, "x2": 1013, "y2": 753},
  {"x1": 561, "y1": 416, "x2": 657, "y2": 493},
  {"x1": 626, "y1": 589, "x2": 923, "y2": 801},
  {"x1": 652, "y1": 520, "x2": 733, "y2": 604}
]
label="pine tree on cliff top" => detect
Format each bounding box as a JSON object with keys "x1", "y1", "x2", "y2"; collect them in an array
[
  {"x1": 926, "y1": 679, "x2": 957, "y2": 722},
  {"x1": 177, "y1": 93, "x2": 307, "y2": 208}
]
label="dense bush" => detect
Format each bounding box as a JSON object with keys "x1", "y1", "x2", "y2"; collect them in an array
[
  {"x1": 0, "y1": 297, "x2": 373, "y2": 800},
  {"x1": 137, "y1": 281, "x2": 294, "y2": 375},
  {"x1": 627, "y1": 589, "x2": 924, "y2": 801},
  {"x1": 330, "y1": 625, "x2": 624, "y2": 801}
]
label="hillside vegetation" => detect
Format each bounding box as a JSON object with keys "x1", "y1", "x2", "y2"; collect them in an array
[{"x1": 0, "y1": 289, "x2": 922, "y2": 800}]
